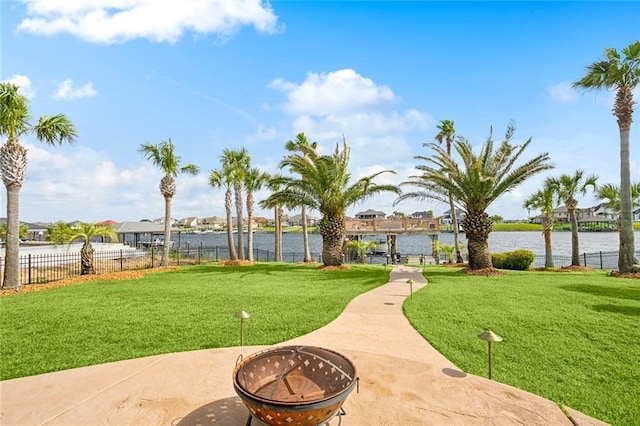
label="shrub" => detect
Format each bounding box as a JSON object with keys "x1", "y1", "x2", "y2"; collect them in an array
[{"x1": 492, "y1": 250, "x2": 535, "y2": 270}]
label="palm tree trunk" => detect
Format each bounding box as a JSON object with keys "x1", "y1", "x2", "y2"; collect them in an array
[
  {"x1": 81, "y1": 241, "x2": 96, "y2": 275},
  {"x1": 618, "y1": 127, "x2": 638, "y2": 271},
  {"x1": 449, "y1": 197, "x2": 463, "y2": 263},
  {"x1": 301, "y1": 206, "x2": 312, "y2": 262},
  {"x1": 542, "y1": 216, "x2": 554, "y2": 269},
  {"x1": 161, "y1": 195, "x2": 172, "y2": 267},
  {"x1": 246, "y1": 197, "x2": 255, "y2": 262},
  {"x1": 568, "y1": 206, "x2": 580, "y2": 266},
  {"x1": 319, "y1": 215, "x2": 345, "y2": 266},
  {"x1": 277, "y1": 206, "x2": 284, "y2": 261},
  {"x1": 234, "y1": 183, "x2": 244, "y2": 260},
  {"x1": 2, "y1": 184, "x2": 21, "y2": 289},
  {"x1": 462, "y1": 211, "x2": 493, "y2": 270},
  {"x1": 226, "y1": 188, "x2": 238, "y2": 260},
  {"x1": 274, "y1": 206, "x2": 281, "y2": 262},
  {"x1": 0, "y1": 139, "x2": 27, "y2": 290}
]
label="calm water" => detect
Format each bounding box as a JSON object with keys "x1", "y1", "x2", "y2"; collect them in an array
[{"x1": 173, "y1": 230, "x2": 640, "y2": 258}]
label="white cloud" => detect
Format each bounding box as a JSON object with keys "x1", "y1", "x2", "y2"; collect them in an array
[
  {"x1": 270, "y1": 69, "x2": 432, "y2": 170},
  {"x1": 17, "y1": 0, "x2": 280, "y2": 44},
  {"x1": 3, "y1": 74, "x2": 37, "y2": 99},
  {"x1": 547, "y1": 82, "x2": 577, "y2": 103},
  {"x1": 52, "y1": 79, "x2": 97, "y2": 100},
  {"x1": 271, "y1": 69, "x2": 396, "y2": 116}
]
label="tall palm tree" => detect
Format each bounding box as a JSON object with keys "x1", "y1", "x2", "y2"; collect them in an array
[
  {"x1": 284, "y1": 133, "x2": 318, "y2": 263},
  {"x1": 262, "y1": 174, "x2": 285, "y2": 262},
  {"x1": 0, "y1": 82, "x2": 77, "y2": 290},
  {"x1": 547, "y1": 171, "x2": 598, "y2": 267},
  {"x1": 395, "y1": 122, "x2": 553, "y2": 270},
  {"x1": 139, "y1": 139, "x2": 199, "y2": 267},
  {"x1": 221, "y1": 148, "x2": 250, "y2": 260},
  {"x1": 262, "y1": 137, "x2": 400, "y2": 267},
  {"x1": 574, "y1": 40, "x2": 640, "y2": 272},
  {"x1": 524, "y1": 179, "x2": 557, "y2": 268},
  {"x1": 209, "y1": 168, "x2": 238, "y2": 261},
  {"x1": 434, "y1": 119, "x2": 463, "y2": 264},
  {"x1": 244, "y1": 167, "x2": 269, "y2": 261}
]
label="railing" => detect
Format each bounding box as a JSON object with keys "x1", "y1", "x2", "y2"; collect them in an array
[
  {"x1": 0, "y1": 245, "x2": 323, "y2": 287},
  {"x1": 1, "y1": 245, "x2": 637, "y2": 288}
]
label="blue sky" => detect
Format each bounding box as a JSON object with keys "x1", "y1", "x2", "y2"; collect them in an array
[{"x1": 1, "y1": 0, "x2": 639, "y2": 223}]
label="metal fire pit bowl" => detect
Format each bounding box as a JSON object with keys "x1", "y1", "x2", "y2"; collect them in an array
[{"x1": 233, "y1": 345, "x2": 358, "y2": 426}]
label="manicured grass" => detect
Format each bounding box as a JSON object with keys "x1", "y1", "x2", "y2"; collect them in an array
[
  {"x1": 0, "y1": 263, "x2": 387, "y2": 380},
  {"x1": 404, "y1": 266, "x2": 640, "y2": 426}
]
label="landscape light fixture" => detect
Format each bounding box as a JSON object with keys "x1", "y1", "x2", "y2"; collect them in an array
[
  {"x1": 477, "y1": 329, "x2": 503, "y2": 379},
  {"x1": 406, "y1": 279, "x2": 415, "y2": 299},
  {"x1": 234, "y1": 310, "x2": 252, "y2": 346}
]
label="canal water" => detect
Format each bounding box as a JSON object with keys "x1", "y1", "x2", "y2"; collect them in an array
[{"x1": 174, "y1": 230, "x2": 640, "y2": 259}]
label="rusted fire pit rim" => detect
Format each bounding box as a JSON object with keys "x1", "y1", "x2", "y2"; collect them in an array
[{"x1": 232, "y1": 345, "x2": 357, "y2": 409}]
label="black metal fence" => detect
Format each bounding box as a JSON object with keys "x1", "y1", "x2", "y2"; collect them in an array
[
  {"x1": 1, "y1": 244, "x2": 637, "y2": 288},
  {"x1": 0, "y1": 245, "x2": 324, "y2": 287}
]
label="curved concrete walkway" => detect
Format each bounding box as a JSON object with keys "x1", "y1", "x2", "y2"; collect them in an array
[{"x1": 0, "y1": 266, "x2": 607, "y2": 425}]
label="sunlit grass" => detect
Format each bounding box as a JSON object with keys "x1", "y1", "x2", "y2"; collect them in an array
[
  {"x1": 405, "y1": 266, "x2": 640, "y2": 425},
  {"x1": 0, "y1": 263, "x2": 387, "y2": 380}
]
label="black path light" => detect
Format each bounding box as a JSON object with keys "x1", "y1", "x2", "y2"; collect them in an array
[
  {"x1": 477, "y1": 329, "x2": 503, "y2": 379},
  {"x1": 234, "y1": 310, "x2": 251, "y2": 346}
]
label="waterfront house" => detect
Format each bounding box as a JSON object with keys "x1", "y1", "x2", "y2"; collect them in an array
[
  {"x1": 410, "y1": 211, "x2": 433, "y2": 219},
  {"x1": 440, "y1": 209, "x2": 464, "y2": 226},
  {"x1": 178, "y1": 217, "x2": 199, "y2": 228},
  {"x1": 287, "y1": 213, "x2": 319, "y2": 226},
  {"x1": 355, "y1": 209, "x2": 386, "y2": 220}
]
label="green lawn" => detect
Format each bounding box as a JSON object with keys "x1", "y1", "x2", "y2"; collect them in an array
[
  {"x1": 3, "y1": 262, "x2": 638, "y2": 424},
  {"x1": 0, "y1": 263, "x2": 387, "y2": 380},
  {"x1": 405, "y1": 266, "x2": 640, "y2": 426}
]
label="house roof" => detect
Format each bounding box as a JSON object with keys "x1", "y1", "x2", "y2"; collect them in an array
[{"x1": 355, "y1": 209, "x2": 386, "y2": 216}]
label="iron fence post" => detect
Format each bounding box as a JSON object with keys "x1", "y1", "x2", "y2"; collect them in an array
[
  {"x1": 600, "y1": 251, "x2": 603, "y2": 270},
  {"x1": 28, "y1": 254, "x2": 32, "y2": 284}
]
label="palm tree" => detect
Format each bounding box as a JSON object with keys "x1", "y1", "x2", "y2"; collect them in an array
[
  {"x1": 523, "y1": 179, "x2": 557, "y2": 268},
  {"x1": 139, "y1": 139, "x2": 199, "y2": 267},
  {"x1": 595, "y1": 182, "x2": 640, "y2": 215},
  {"x1": 395, "y1": 122, "x2": 553, "y2": 270},
  {"x1": 47, "y1": 222, "x2": 118, "y2": 275},
  {"x1": 262, "y1": 174, "x2": 285, "y2": 262},
  {"x1": 221, "y1": 148, "x2": 250, "y2": 260},
  {"x1": 284, "y1": 133, "x2": 318, "y2": 263},
  {"x1": 244, "y1": 167, "x2": 269, "y2": 261},
  {"x1": 346, "y1": 239, "x2": 376, "y2": 264},
  {"x1": 0, "y1": 82, "x2": 77, "y2": 290},
  {"x1": 262, "y1": 137, "x2": 400, "y2": 267},
  {"x1": 547, "y1": 171, "x2": 598, "y2": 267},
  {"x1": 209, "y1": 167, "x2": 238, "y2": 261},
  {"x1": 574, "y1": 40, "x2": 640, "y2": 272},
  {"x1": 45, "y1": 221, "x2": 75, "y2": 245},
  {"x1": 434, "y1": 119, "x2": 463, "y2": 264}
]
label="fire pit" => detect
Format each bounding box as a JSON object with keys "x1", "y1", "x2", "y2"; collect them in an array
[{"x1": 233, "y1": 345, "x2": 358, "y2": 426}]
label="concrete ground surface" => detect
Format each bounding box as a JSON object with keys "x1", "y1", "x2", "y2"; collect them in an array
[{"x1": 0, "y1": 265, "x2": 609, "y2": 426}]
